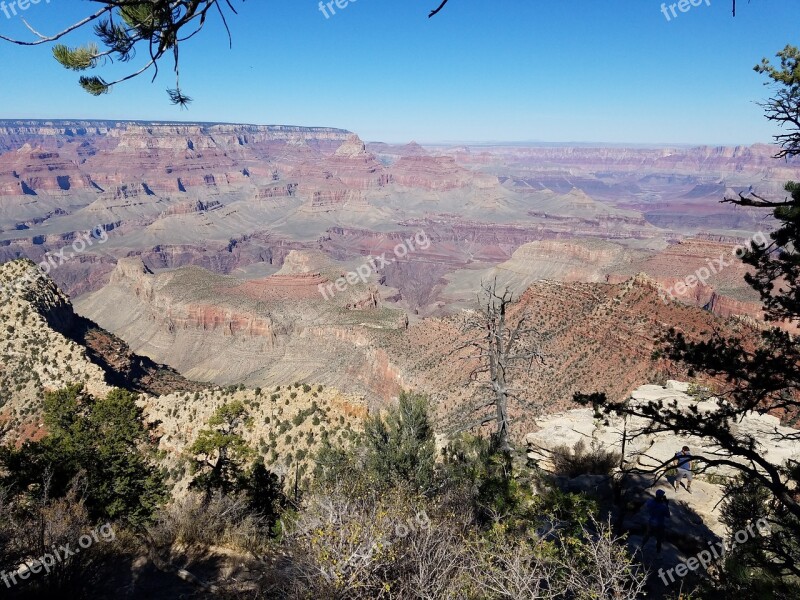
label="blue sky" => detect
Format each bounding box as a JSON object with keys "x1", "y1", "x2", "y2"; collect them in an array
[{"x1": 0, "y1": 0, "x2": 797, "y2": 144}]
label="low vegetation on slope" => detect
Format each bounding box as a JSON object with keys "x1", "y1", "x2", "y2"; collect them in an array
[
  {"x1": 1, "y1": 259, "x2": 209, "y2": 443},
  {"x1": 0, "y1": 261, "x2": 112, "y2": 440},
  {"x1": 0, "y1": 388, "x2": 650, "y2": 599},
  {"x1": 148, "y1": 382, "x2": 366, "y2": 496}
]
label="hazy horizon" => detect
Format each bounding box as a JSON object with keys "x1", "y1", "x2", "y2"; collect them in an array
[{"x1": 0, "y1": 117, "x2": 781, "y2": 148}]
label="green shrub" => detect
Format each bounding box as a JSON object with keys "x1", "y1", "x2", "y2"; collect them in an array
[{"x1": 550, "y1": 440, "x2": 620, "y2": 478}]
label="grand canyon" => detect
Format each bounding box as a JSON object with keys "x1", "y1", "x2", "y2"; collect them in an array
[
  {"x1": 0, "y1": 116, "x2": 796, "y2": 599},
  {"x1": 1, "y1": 118, "x2": 789, "y2": 429},
  {"x1": 0, "y1": 118, "x2": 785, "y2": 411},
  {"x1": 3, "y1": 1, "x2": 800, "y2": 597}
]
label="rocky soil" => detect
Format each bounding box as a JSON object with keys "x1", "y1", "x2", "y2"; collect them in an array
[{"x1": 526, "y1": 380, "x2": 800, "y2": 597}]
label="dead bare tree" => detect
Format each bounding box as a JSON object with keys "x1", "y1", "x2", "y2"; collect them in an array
[{"x1": 454, "y1": 279, "x2": 545, "y2": 455}]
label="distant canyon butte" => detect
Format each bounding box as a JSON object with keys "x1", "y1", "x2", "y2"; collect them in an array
[{"x1": 0, "y1": 120, "x2": 792, "y2": 430}]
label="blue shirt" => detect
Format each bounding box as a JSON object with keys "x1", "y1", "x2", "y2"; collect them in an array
[{"x1": 676, "y1": 452, "x2": 692, "y2": 470}]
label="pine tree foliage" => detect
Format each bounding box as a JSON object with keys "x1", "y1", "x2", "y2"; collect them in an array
[
  {"x1": 52, "y1": 43, "x2": 100, "y2": 71},
  {"x1": 363, "y1": 391, "x2": 436, "y2": 493},
  {"x1": 0, "y1": 1, "x2": 244, "y2": 106},
  {"x1": 0, "y1": 385, "x2": 166, "y2": 525},
  {"x1": 188, "y1": 400, "x2": 255, "y2": 496},
  {"x1": 756, "y1": 46, "x2": 800, "y2": 158}
]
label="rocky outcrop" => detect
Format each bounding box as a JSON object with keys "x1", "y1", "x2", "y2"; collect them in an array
[
  {"x1": 605, "y1": 237, "x2": 768, "y2": 325},
  {"x1": 390, "y1": 155, "x2": 486, "y2": 190},
  {"x1": 292, "y1": 134, "x2": 390, "y2": 190},
  {"x1": 163, "y1": 199, "x2": 223, "y2": 216},
  {"x1": 524, "y1": 381, "x2": 800, "y2": 579},
  {"x1": 0, "y1": 259, "x2": 200, "y2": 444},
  {"x1": 526, "y1": 380, "x2": 800, "y2": 475},
  {"x1": 0, "y1": 145, "x2": 98, "y2": 195},
  {"x1": 256, "y1": 183, "x2": 298, "y2": 199},
  {"x1": 302, "y1": 185, "x2": 367, "y2": 212},
  {"x1": 475, "y1": 238, "x2": 644, "y2": 291}
]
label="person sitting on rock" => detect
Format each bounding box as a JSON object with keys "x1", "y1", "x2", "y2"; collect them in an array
[
  {"x1": 641, "y1": 489, "x2": 671, "y2": 555},
  {"x1": 674, "y1": 446, "x2": 693, "y2": 493}
]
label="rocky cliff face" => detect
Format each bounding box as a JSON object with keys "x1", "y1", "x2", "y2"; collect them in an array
[
  {"x1": 604, "y1": 237, "x2": 768, "y2": 324},
  {"x1": 0, "y1": 120, "x2": 115, "y2": 154},
  {"x1": 446, "y1": 143, "x2": 800, "y2": 180},
  {"x1": 0, "y1": 120, "x2": 352, "y2": 196},
  {"x1": 0, "y1": 145, "x2": 98, "y2": 195},
  {"x1": 290, "y1": 134, "x2": 390, "y2": 191},
  {"x1": 0, "y1": 120, "x2": 351, "y2": 152}
]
